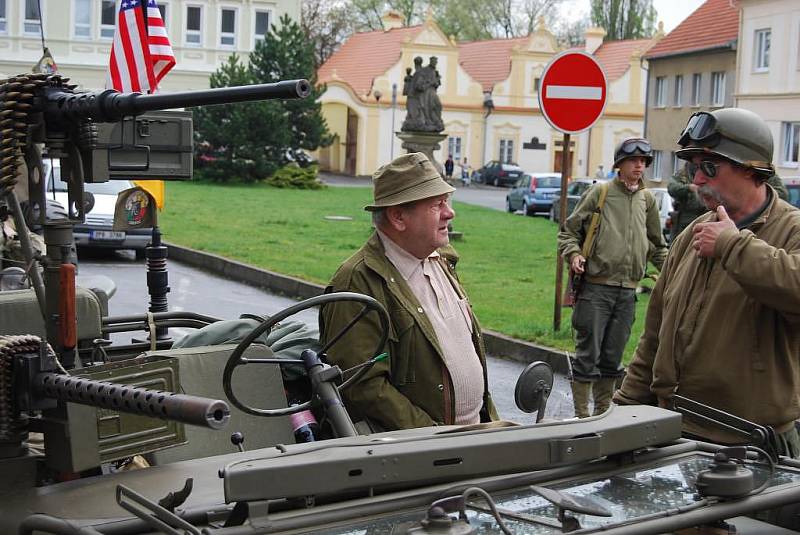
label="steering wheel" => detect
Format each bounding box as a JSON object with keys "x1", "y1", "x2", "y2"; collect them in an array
[{"x1": 222, "y1": 291, "x2": 390, "y2": 417}]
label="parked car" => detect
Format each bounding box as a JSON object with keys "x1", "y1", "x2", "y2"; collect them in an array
[
  {"x1": 506, "y1": 173, "x2": 562, "y2": 216},
  {"x1": 649, "y1": 187, "x2": 675, "y2": 242},
  {"x1": 44, "y1": 159, "x2": 152, "y2": 257},
  {"x1": 474, "y1": 160, "x2": 524, "y2": 187},
  {"x1": 549, "y1": 177, "x2": 608, "y2": 222}
]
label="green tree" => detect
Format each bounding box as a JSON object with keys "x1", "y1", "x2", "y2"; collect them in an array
[
  {"x1": 193, "y1": 16, "x2": 331, "y2": 183},
  {"x1": 301, "y1": 0, "x2": 356, "y2": 69},
  {"x1": 193, "y1": 55, "x2": 289, "y2": 182},
  {"x1": 249, "y1": 14, "x2": 332, "y2": 154},
  {"x1": 590, "y1": 0, "x2": 657, "y2": 41}
]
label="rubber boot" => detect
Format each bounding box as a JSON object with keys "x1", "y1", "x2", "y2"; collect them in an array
[
  {"x1": 592, "y1": 377, "x2": 617, "y2": 416},
  {"x1": 570, "y1": 381, "x2": 592, "y2": 419}
]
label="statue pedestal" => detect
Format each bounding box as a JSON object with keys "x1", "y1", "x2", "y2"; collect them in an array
[{"x1": 396, "y1": 131, "x2": 448, "y2": 177}]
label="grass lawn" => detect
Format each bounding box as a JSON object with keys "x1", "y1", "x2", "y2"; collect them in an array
[{"x1": 160, "y1": 181, "x2": 654, "y2": 364}]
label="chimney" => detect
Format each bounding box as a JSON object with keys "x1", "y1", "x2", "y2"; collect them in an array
[
  {"x1": 382, "y1": 10, "x2": 404, "y2": 31},
  {"x1": 584, "y1": 27, "x2": 606, "y2": 55}
]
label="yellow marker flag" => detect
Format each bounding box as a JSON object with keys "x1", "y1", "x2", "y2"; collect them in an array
[{"x1": 133, "y1": 180, "x2": 165, "y2": 210}]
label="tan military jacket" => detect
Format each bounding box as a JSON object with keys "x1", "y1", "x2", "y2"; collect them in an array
[
  {"x1": 319, "y1": 232, "x2": 497, "y2": 431},
  {"x1": 615, "y1": 187, "x2": 800, "y2": 443}
]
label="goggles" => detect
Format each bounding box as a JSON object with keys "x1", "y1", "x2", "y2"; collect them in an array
[
  {"x1": 686, "y1": 159, "x2": 724, "y2": 179},
  {"x1": 677, "y1": 112, "x2": 719, "y2": 146},
  {"x1": 619, "y1": 138, "x2": 652, "y2": 156}
]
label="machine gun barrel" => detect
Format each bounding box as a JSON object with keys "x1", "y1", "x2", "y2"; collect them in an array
[
  {"x1": 44, "y1": 79, "x2": 311, "y2": 123},
  {"x1": 33, "y1": 373, "x2": 230, "y2": 430}
]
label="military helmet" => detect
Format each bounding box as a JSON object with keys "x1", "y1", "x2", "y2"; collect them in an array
[
  {"x1": 675, "y1": 108, "x2": 774, "y2": 176},
  {"x1": 613, "y1": 137, "x2": 653, "y2": 168}
]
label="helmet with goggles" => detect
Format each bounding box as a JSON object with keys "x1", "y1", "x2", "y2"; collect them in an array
[
  {"x1": 675, "y1": 108, "x2": 774, "y2": 177},
  {"x1": 613, "y1": 138, "x2": 653, "y2": 168}
]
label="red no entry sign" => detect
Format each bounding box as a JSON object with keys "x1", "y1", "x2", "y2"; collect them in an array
[{"x1": 539, "y1": 51, "x2": 607, "y2": 134}]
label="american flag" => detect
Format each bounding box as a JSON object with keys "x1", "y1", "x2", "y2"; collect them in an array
[{"x1": 107, "y1": 0, "x2": 175, "y2": 94}]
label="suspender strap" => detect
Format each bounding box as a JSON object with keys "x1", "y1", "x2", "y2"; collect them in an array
[{"x1": 581, "y1": 181, "x2": 610, "y2": 258}]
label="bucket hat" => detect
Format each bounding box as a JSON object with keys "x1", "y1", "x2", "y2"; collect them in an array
[{"x1": 364, "y1": 153, "x2": 455, "y2": 211}]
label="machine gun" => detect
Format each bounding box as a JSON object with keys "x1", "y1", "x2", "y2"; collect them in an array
[
  {"x1": 0, "y1": 73, "x2": 310, "y2": 483},
  {"x1": 0, "y1": 73, "x2": 310, "y2": 362}
]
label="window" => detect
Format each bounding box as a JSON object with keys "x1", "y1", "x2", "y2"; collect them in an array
[
  {"x1": 186, "y1": 6, "x2": 202, "y2": 45},
  {"x1": 74, "y1": 0, "x2": 91, "y2": 38},
  {"x1": 220, "y1": 8, "x2": 236, "y2": 47},
  {"x1": 651, "y1": 150, "x2": 663, "y2": 180},
  {"x1": 254, "y1": 10, "x2": 270, "y2": 42},
  {"x1": 533, "y1": 76, "x2": 540, "y2": 93},
  {"x1": 691, "y1": 73, "x2": 702, "y2": 106},
  {"x1": 754, "y1": 28, "x2": 771, "y2": 72},
  {"x1": 783, "y1": 122, "x2": 800, "y2": 165},
  {"x1": 157, "y1": 3, "x2": 167, "y2": 28},
  {"x1": 24, "y1": 0, "x2": 41, "y2": 35},
  {"x1": 654, "y1": 76, "x2": 666, "y2": 107},
  {"x1": 499, "y1": 139, "x2": 514, "y2": 164},
  {"x1": 673, "y1": 75, "x2": 683, "y2": 107},
  {"x1": 672, "y1": 152, "x2": 683, "y2": 175},
  {"x1": 0, "y1": 0, "x2": 7, "y2": 33},
  {"x1": 100, "y1": 0, "x2": 116, "y2": 38},
  {"x1": 711, "y1": 71, "x2": 726, "y2": 107},
  {"x1": 447, "y1": 137, "x2": 462, "y2": 161}
]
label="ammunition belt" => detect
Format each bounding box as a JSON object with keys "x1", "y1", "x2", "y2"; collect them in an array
[{"x1": 0, "y1": 335, "x2": 42, "y2": 447}]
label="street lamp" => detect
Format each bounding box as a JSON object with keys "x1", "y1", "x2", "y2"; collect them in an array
[{"x1": 390, "y1": 83, "x2": 397, "y2": 159}]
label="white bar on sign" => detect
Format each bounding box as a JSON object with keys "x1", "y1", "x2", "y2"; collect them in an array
[{"x1": 546, "y1": 85, "x2": 603, "y2": 100}]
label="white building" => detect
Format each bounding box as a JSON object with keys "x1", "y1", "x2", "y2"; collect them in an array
[
  {"x1": 735, "y1": 0, "x2": 800, "y2": 178},
  {"x1": 0, "y1": 0, "x2": 300, "y2": 91}
]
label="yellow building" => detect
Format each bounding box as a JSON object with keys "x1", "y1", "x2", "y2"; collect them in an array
[{"x1": 317, "y1": 14, "x2": 661, "y2": 178}]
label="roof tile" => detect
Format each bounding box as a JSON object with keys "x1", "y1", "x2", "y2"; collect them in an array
[
  {"x1": 318, "y1": 26, "x2": 423, "y2": 97},
  {"x1": 646, "y1": 0, "x2": 738, "y2": 58}
]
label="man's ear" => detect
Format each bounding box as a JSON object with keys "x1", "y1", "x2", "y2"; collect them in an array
[{"x1": 384, "y1": 205, "x2": 406, "y2": 231}]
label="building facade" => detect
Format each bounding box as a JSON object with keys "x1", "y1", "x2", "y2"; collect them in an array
[
  {"x1": 317, "y1": 14, "x2": 657, "y2": 178},
  {"x1": 643, "y1": 0, "x2": 738, "y2": 184},
  {"x1": 0, "y1": 0, "x2": 299, "y2": 91},
  {"x1": 736, "y1": 0, "x2": 800, "y2": 179}
]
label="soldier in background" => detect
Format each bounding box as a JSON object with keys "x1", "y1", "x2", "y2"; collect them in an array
[{"x1": 667, "y1": 168, "x2": 707, "y2": 241}]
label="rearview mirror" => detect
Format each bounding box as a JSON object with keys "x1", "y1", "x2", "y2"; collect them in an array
[{"x1": 514, "y1": 361, "x2": 553, "y2": 422}]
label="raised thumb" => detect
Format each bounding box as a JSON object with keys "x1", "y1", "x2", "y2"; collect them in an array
[{"x1": 716, "y1": 205, "x2": 730, "y2": 221}]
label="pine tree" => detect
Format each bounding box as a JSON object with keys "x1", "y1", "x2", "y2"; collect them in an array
[
  {"x1": 193, "y1": 16, "x2": 331, "y2": 182},
  {"x1": 249, "y1": 15, "x2": 332, "y2": 154}
]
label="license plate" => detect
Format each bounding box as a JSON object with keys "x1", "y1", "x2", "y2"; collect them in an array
[
  {"x1": 542, "y1": 193, "x2": 554, "y2": 199},
  {"x1": 91, "y1": 230, "x2": 126, "y2": 241}
]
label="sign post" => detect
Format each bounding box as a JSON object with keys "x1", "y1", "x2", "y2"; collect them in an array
[{"x1": 537, "y1": 51, "x2": 607, "y2": 331}]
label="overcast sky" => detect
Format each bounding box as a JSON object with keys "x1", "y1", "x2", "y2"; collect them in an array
[{"x1": 559, "y1": 0, "x2": 707, "y2": 33}]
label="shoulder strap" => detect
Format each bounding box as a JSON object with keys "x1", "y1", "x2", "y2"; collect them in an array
[{"x1": 581, "y1": 181, "x2": 610, "y2": 258}]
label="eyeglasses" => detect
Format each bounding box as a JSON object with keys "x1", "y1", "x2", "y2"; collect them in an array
[
  {"x1": 686, "y1": 159, "x2": 724, "y2": 179},
  {"x1": 619, "y1": 138, "x2": 652, "y2": 155},
  {"x1": 677, "y1": 112, "x2": 719, "y2": 147}
]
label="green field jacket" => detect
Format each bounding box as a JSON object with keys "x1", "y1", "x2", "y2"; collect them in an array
[
  {"x1": 319, "y1": 232, "x2": 498, "y2": 431},
  {"x1": 558, "y1": 178, "x2": 668, "y2": 288},
  {"x1": 615, "y1": 187, "x2": 800, "y2": 443}
]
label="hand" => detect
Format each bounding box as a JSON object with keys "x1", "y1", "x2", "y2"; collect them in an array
[
  {"x1": 688, "y1": 184, "x2": 699, "y2": 193},
  {"x1": 692, "y1": 206, "x2": 736, "y2": 257},
  {"x1": 571, "y1": 254, "x2": 586, "y2": 274}
]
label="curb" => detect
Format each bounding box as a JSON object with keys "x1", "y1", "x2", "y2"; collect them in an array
[{"x1": 165, "y1": 242, "x2": 570, "y2": 374}]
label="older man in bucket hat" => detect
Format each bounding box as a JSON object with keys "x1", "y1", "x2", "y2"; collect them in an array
[{"x1": 319, "y1": 153, "x2": 498, "y2": 431}]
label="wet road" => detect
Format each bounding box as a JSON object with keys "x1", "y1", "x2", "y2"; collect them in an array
[{"x1": 81, "y1": 249, "x2": 574, "y2": 421}]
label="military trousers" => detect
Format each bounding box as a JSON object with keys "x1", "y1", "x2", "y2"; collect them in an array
[{"x1": 571, "y1": 282, "x2": 635, "y2": 382}]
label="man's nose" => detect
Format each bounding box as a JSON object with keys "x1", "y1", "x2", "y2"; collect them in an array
[
  {"x1": 691, "y1": 167, "x2": 707, "y2": 185},
  {"x1": 443, "y1": 203, "x2": 455, "y2": 219}
]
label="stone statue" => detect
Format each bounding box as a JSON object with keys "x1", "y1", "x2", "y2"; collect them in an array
[
  {"x1": 401, "y1": 56, "x2": 444, "y2": 133},
  {"x1": 402, "y1": 65, "x2": 423, "y2": 131}
]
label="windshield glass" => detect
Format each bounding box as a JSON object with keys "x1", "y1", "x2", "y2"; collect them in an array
[
  {"x1": 537, "y1": 176, "x2": 561, "y2": 188},
  {"x1": 47, "y1": 163, "x2": 133, "y2": 195}
]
